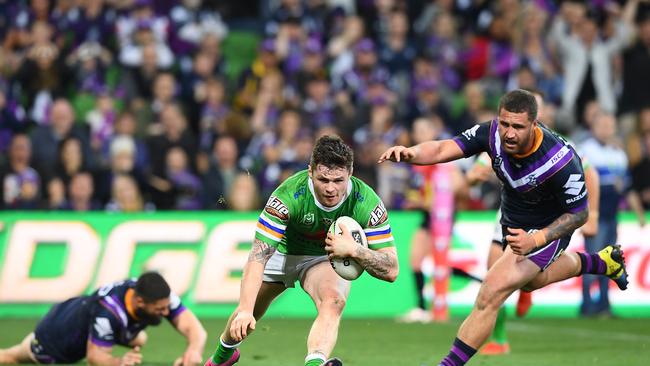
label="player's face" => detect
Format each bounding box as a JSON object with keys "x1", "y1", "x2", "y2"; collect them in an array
[
  {"x1": 308, "y1": 164, "x2": 351, "y2": 207},
  {"x1": 135, "y1": 297, "x2": 170, "y2": 326},
  {"x1": 498, "y1": 109, "x2": 536, "y2": 155}
]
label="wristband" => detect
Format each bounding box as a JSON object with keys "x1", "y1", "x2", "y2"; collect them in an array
[{"x1": 532, "y1": 230, "x2": 547, "y2": 247}]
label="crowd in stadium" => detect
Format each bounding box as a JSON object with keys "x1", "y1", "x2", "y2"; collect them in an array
[{"x1": 1, "y1": 0, "x2": 650, "y2": 212}]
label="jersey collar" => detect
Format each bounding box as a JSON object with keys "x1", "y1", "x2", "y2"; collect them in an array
[
  {"x1": 513, "y1": 126, "x2": 543, "y2": 159},
  {"x1": 125, "y1": 288, "x2": 139, "y2": 320},
  {"x1": 308, "y1": 177, "x2": 352, "y2": 212}
]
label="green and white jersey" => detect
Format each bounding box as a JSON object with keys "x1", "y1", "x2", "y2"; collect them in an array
[{"x1": 255, "y1": 170, "x2": 395, "y2": 255}]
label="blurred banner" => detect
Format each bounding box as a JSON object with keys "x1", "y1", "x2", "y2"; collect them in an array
[{"x1": 0, "y1": 211, "x2": 648, "y2": 318}]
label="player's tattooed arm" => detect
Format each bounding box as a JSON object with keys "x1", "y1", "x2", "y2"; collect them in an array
[
  {"x1": 353, "y1": 247, "x2": 398, "y2": 282},
  {"x1": 248, "y1": 239, "x2": 276, "y2": 264},
  {"x1": 544, "y1": 209, "x2": 588, "y2": 243}
]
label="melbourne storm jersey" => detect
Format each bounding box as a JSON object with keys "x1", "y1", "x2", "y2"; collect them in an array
[
  {"x1": 453, "y1": 120, "x2": 588, "y2": 230},
  {"x1": 255, "y1": 170, "x2": 395, "y2": 255},
  {"x1": 33, "y1": 279, "x2": 185, "y2": 363}
]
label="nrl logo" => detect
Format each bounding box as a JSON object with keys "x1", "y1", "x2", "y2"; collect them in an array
[
  {"x1": 493, "y1": 156, "x2": 503, "y2": 168},
  {"x1": 303, "y1": 213, "x2": 315, "y2": 225}
]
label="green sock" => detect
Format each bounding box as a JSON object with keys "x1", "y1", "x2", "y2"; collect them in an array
[
  {"x1": 211, "y1": 338, "x2": 236, "y2": 363},
  {"x1": 492, "y1": 306, "x2": 508, "y2": 344},
  {"x1": 304, "y1": 360, "x2": 322, "y2": 366}
]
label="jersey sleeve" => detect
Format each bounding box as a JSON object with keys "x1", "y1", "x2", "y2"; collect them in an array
[
  {"x1": 452, "y1": 122, "x2": 492, "y2": 157},
  {"x1": 88, "y1": 299, "x2": 125, "y2": 348},
  {"x1": 355, "y1": 189, "x2": 395, "y2": 250},
  {"x1": 166, "y1": 291, "x2": 186, "y2": 321},
  {"x1": 254, "y1": 187, "x2": 291, "y2": 248},
  {"x1": 549, "y1": 154, "x2": 589, "y2": 214}
]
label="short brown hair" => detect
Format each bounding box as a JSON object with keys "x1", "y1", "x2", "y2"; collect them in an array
[
  {"x1": 498, "y1": 89, "x2": 538, "y2": 121},
  {"x1": 310, "y1": 135, "x2": 353, "y2": 171}
]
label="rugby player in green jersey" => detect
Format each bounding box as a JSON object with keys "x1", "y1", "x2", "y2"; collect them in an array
[{"x1": 204, "y1": 135, "x2": 399, "y2": 366}]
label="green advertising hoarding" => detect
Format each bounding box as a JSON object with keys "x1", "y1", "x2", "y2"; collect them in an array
[{"x1": 1, "y1": 211, "x2": 648, "y2": 318}]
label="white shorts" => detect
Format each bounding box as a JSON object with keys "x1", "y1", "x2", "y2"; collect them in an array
[
  {"x1": 492, "y1": 209, "x2": 503, "y2": 244},
  {"x1": 263, "y1": 251, "x2": 329, "y2": 288}
]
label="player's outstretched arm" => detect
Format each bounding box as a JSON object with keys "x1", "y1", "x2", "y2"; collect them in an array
[
  {"x1": 86, "y1": 342, "x2": 141, "y2": 366},
  {"x1": 171, "y1": 310, "x2": 207, "y2": 366},
  {"x1": 230, "y1": 239, "x2": 276, "y2": 342},
  {"x1": 377, "y1": 140, "x2": 464, "y2": 165}
]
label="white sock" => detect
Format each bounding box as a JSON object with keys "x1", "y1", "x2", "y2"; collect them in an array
[
  {"x1": 220, "y1": 337, "x2": 241, "y2": 349},
  {"x1": 305, "y1": 351, "x2": 327, "y2": 363}
]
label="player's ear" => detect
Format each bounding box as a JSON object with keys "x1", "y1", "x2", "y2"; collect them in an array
[{"x1": 307, "y1": 165, "x2": 313, "y2": 179}]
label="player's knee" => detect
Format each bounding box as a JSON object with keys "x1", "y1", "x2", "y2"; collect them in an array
[
  {"x1": 475, "y1": 283, "x2": 505, "y2": 311},
  {"x1": 318, "y1": 293, "x2": 347, "y2": 316}
]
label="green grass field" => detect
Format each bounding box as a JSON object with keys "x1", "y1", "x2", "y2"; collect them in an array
[{"x1": 1, "y1": 317, "x2": 649, "y2": 365}]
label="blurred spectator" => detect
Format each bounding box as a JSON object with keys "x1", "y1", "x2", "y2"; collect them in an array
[
  {"x1": 550, "y1": 1, "x2": 636, "y2": 132},
  {"x1": 197, "y1": 77, "x2": 230, "y2": 152},
  {"x1": 226, "y1": 172, "x2": 260, "y2": 211},
  {"x1": 453, "y1": 81, "x2": 491, "y2": 135},
  {"x1": 182, "y1": 51, "x2": 227, "y2": 127},
  {"x1": 30, "y1": 99, "x2": 91, "y2": 181},
  {"x1": 66, "y1": 171, "x2": 101, "y2": 211},
  {"x1": 169, "y1": 0, "x2": 228, "y2": 56},
  {"x1": 630, "y1": 108, "x2": 650, "y2": 209},
  {"x1": 234, "y1": 38, "x2": 280, "y2": 114},
  {"x1": 105, "y1": 173, "x2": 154, "y2": 212},
  {"x1": 164, "y1": 146, "x2": 202, "y2": 210},
  {"x1": 579, "y1": 112, "x2": 646, "y2": 316},
  {"x1": 54, "y1": 136, "x2": 88, "y2": 188},
  {"x1": 328, "y1": 15, "x2": 365, "y2": 78},
  {"x1": 146, "y1": 103, "x2": 196, "y2": 178},
  {"x1": 45, "y1": 176, "x2": 66, "y2": 210},
  {"x1": 621, "y1": 12, "x2": 650, "y2": 115},
  {"x1": 0, "y1": 83, "x2": 27, "y2": 157},
  {"x1": 420, "y1": 11, "x2": 462, "y2": 93},
  {"x1": 294, "y1": 38, "x2": 326, "y2": 95},
  {"x1": 85, "y1": 89, "x2": 118, "y2": 157},
  {"x1": 250, "y1": 70, "x2": 290, "y2": 134},
  {"x1": 136, "y1": 71, "x2": 180, "y2": 135},
  {"x1": 378, "y1": 9, "x2": 416, "y2": 77},
  {"x1": 95, "y1": 134, "x2": 148, "y2": 206},
  {"x1": 65, "y1": 41, "x2": 113, "y2": 96},
  {"x1": 121, "y1": 43, "x2": 164, "y2": 103},
  {"x1": 202, "y1": 135, "x2": 242, "y2": 210},
  {"x1": 68, "y1": 0, "x2": 117, "y2": 47},
  {"x1": 116, "y1": 0, "x2": 173, "y2": 68},
  {"x1": 0, "y1": 134, "x2": 41, "y2": 209},
  {"x1": 406, "y1": 77, "x2": 453, "y2": 131}
]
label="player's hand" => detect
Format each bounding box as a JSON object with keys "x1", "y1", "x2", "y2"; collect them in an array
[
  {"x1": 377, "y1": 145, "x2": 417, "y2": 164},
  {"x1": 466, "y1": 163, "x2": 492, "y2": 185},
  {"x1": 172, "y1": 349, "x2": 202, "y2": 366},
  {"x1": 325, "y1": 223, "x2": 358, "y2": 258},
  {"x1": 120, "y1": 346, "x2": 142, "y2": 366},
  {"x1": 505, "y1": 228, "x2": 537, "y2": 255},
  {"x1": 229, "y1": 311, "x2": 255, "y2": 342}
]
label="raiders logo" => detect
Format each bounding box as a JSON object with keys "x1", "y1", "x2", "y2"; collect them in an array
[
  {"x1": 264, "y1": 196, "x2": 289, "y2": 220},
  {"x1": 368, "y1": 202, "x2": 388, "y2": 227}
]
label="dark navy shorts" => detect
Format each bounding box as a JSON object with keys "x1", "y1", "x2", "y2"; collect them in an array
[
  {"x1": 500, "y1": 225, "x2": 572, "y2": 271},
  {"x1": 29, "y1": 336, "x2": 58, "y2": 364}
]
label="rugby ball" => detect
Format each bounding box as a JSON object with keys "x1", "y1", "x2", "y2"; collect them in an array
[{"x1": 328, "y1": 216, "x2": 368, "y2": 280}]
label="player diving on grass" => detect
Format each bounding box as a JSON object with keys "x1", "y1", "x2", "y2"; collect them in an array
[
  {"x1": 379, "y1": 89, "x2": 628, "y2": 366},
  {"x1": 461, "y1": 90, "x2": 601, "y2": 355},
  {"x1": 203, "y1": 135, "x2": 399, "y2": 366},
  {"x1": 0, "y1": 272, "x2": 207, "y2": 366}
]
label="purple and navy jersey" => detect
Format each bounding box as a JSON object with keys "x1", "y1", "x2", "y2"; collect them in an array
[
  {"x1": 453, "y1": 120, "x2": 588, "y2": 230},
  {"x1": 33, "y1": 279, "x2": 185, "y2": 364}
]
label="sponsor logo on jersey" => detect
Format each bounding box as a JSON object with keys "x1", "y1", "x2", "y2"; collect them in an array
[
  {"x1": 563, "y1": 174, "x2": 584, "y2": 196},
  {"x1": 369, "y1": 202, "x2": 388, "y2": 227},
  {"x1": 303, "y1": 213, "x2": 315, "y2": 225},
  {"x1": 321, "y1": 218, "x2": 333, "y2": 231},
  {"x1": 264, "y1": 196, "x2": 289, "y2": 220},
  {"x1": 462, "y1": 125, "x2": 480, "y2": 140},
  {"x1": 293, "y1": 187, "x2": 306, "y2": 199},
  {"x1": 566, "y1": 189, "x2": 587, "y2": 204},
  {"x1": 354, "y1": 191, "x2": 365, "y2": 202},
  {"x1": 94, "y1": 317, "x2": 113, "y2": 339}
]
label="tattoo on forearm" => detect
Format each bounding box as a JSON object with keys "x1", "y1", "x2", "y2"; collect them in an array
[
  {"x1": 354, "y1": 247, "x2": 396, "y2": 280},
  {"x1": 248, "y1": 239, "x2": 275, "y2": 264},
  {"x1": 545, "y1": 210, "x2": 588, "y2": 242}
]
